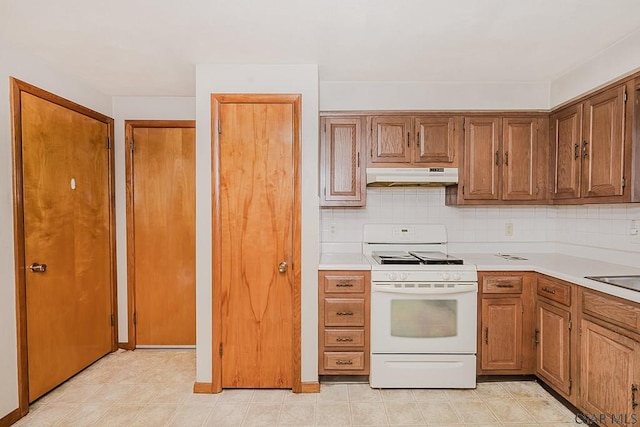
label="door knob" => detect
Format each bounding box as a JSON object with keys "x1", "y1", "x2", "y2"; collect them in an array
[
  {"x1": 29, "y1": 263, "x2": 47, "y2": 273},
  {"x1": 278, "y1": 262, "x2": 288, "y2": 273}
]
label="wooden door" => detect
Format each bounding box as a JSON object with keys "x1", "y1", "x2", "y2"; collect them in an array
[
  {"x1": 18, "y1": 88, "x2": 114, "y2": 402},
  {"x1": 502, "y1": 118, "x2": 537, "y2": 200},
  {"x1": 580, "y1": 319, "x2": 640, "y2": 425},
  {"x1": 536, "y1": 301, "x2": 571, "y2": 396},
  {"x1": 414, "y1": 116, "x2": 455, "y2": 164},
  {"x1": 127, "y1": 122, "x2": 196, "y2": 346},
  {"x1": 369, "y1": 116, "x2": 412, "y2": 164},
  {"x1": 320, "y1": 117, "x2": 366, "y2": 207},
  {"x1": 582, "y1": 85, "x2": 626, "y2": 198},
  {"x1": 481, "y1": 297, "x2": 522, "y2": 370},
  {"x1": 463, "y1": 117, "x2": 501, "y2": 200},
  {"x1": 551, "y1": 104, "x2": 583, "y2": 200},
  {"x1": 212, "y1": 94, "x2": 301, "y2": 391}
]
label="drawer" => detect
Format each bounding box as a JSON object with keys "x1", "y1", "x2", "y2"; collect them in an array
[
  {"x1": 324, "y1": 298, "x2": 365, "y2": 327},
  {"x1": 323, "y1": 352, "x2": 365, "y2": 370},
  {"x1": 537, "y1": 276, "x2": 571, "y2": 306},
  {"x1": 324, "y1": 329, "x2": 365, "y2": 348},
  {"x1": 582, "y1": 289, "x2": 640, "y2": 332},
  {"x1": 324, "y1": 274, "x2": 366, "y2": 293},
  {"x1": 482, "y1": 275, "x2": 523, "y2": 294}
]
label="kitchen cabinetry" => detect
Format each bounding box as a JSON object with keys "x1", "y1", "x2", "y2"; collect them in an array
[
  {"x1": 318, "y1": 270, "x2": 370, "y2": 375},
  {"x1": 320, "y1": 116, "x2": 366, "y2": 207},
  {"x1": 579, "y1": 288, "x2": 640, "y2": 424},
  {"x1": 535, "y1": 275, "x2": 576, "y2": 400},
  {"x1": 368, "y1": 115, "x2": 458, "y2": 166},
  {"x1": 551, "y1": 84, "x2": 630, "y2": 203},
  {"x1": 478, "y1": 272, "x2": 535, "y2": 374},
  {"x1": 446, "y1": 115, "x2": 548, "y2": 205}
]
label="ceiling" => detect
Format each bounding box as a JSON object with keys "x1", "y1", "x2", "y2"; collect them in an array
[{"x1": 2, "y1": 0, "x2": 640, "y2": 97}]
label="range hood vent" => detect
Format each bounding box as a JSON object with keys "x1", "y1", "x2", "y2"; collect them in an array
[{"x1": 366, "y1": 167, "x2": 458, "y2": 187}]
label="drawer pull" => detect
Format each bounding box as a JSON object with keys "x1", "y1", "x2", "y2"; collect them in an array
[
  {"x1": 496, "y1": 283, "x2": 514, "y2": 288},
  {"x1": 336, "y1": 282, "x2": 354, "y2": 288},
  {"x1": 335, "y1": 360, "x2": 354, "y2": 365},
  {"x1": 336, "y1": 311, "x2": 354, "y2": 316},
  {"x1": 542, "y1": 287, "x2": 557, "y2": 295},
  {"x1": 336, "y1": 337, "x2": 354, "y2": 342}
]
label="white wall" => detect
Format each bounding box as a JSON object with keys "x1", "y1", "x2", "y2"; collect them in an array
[
  {"x1": 0, "y1": 42, "x2": 112, "y2": 419},
  {"x1": 550, "y1": 28, "x2": 640, "y2": 107},
  {"x1": 111, "y1": 97, "x2": 196, "y2": 341},
  {"x1": 194, "y1": 64, "x2": 319, "y2": 384},
  {"x1": 320, "y1": 81, "x2": 550, "y2": 111}
]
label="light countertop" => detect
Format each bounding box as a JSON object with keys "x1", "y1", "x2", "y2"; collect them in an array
[{"x1": 320, "y1": 251, "x2": 640, "y2": 303}]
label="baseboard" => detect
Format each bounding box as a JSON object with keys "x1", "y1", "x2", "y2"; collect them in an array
[
  {"x1": 193, "y1": 382, "x2": 214, "y2": 394},
  {"x1": 299, "y1": 382, "x2": 320, "y2": 393},
  {"x1": 118, "y1": 342, "x2": 134, "y2": 351},
  {"x1": 0, "y1": 407, "x2": 22, "y2": 427}
]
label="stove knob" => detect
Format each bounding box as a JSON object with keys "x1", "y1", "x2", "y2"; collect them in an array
[
  {"x1": 388, "y1": 272, "x2": 397, "y2": 281},
  {"x1": 441, "y1": 273, "x2": 450, "y2": 281},
  {"x1": 399, "y1": 273, "x2": 408, "y2": 281},
  {"x1": 453, "y1": 273, "x2": 461, "y2": 281}
]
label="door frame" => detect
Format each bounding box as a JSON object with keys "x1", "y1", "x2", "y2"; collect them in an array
[
  {"x1": 124, "y1": 120, "x2": 196, "y2": 350},
  {"x1": 210, "y1": 94, "x2": 302, "y2": 393},
  {"x1": 9, "y1": 78, "x2": 118, "y2": 415}
]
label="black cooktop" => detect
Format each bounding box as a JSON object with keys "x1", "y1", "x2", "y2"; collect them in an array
[{"x1": 371, "y1": 251, "x2": 463, "y2": 265}]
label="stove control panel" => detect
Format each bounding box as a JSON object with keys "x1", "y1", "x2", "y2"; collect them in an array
[{"x1": 372, "y1": 270, "x2": 478, "y2": 283}]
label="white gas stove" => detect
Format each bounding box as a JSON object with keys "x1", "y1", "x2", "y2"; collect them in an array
[{"x1": 364, "y1": 224, "x2": 478, "y2": 389}]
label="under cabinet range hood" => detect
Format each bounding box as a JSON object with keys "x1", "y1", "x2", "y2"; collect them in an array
[{"x1": 366, "y1": 167, "x2": 458, "y2": 187}]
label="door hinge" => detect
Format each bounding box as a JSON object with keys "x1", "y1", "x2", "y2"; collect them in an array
[
  {"x1": 370, "y1": 147, "x2": 373, "y2": 158},
  {"x1": 218, "y1": 119, "x2": 222, "y2": 135},
  {"x1": 107, "y1": 136, "x2": 111, "y2": 149},
  {"x1": 219, "y1": 343, "x2": 223, "y2": 357},
  {"x1": 569, "y1": 378, "x2": 573, "y2": 391},
  {"x1": 130, "y1": 138, "x2": 134, "y2": 152},
  {"x1": 623, "y1": 89, "x2": 628, "y2": 103},
  {"x1": 462, "y1": 185, "x2": 465, "y2": 195},
  {"x1": 133, "y1": 312, "x2": 137, "y2": 325},
  {"x1": 622, "y1": 177, "x2": 626, "y2": 188},
  {"x1": 110, "y1": 314, "x2": 115, "y2": 326},
  {"x1": 568, "y1": 319, "x2": 572, "y2": 331}
]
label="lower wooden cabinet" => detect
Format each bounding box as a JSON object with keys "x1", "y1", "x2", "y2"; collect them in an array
[
  {"x1": 318, "y1": 270, "x2": 370, "y2": 375},
  {"x1": 478, "y1": 272, "x2": 535, "y2": 374}
]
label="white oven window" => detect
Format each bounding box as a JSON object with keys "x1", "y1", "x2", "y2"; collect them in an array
[{"x1": 390, "y1": 300, "x2": 457, "y2": 338}]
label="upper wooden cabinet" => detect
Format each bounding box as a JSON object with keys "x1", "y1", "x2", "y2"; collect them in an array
[
  {"x1": 320, "y1": 116, "x2": 366, "y2": 207},
  {"x1": 551, "y1": 84, "x2": 636, "y2": 204},
  {"x1": 368, "y1": 115, "x2": 458, "y2": 167},
  {"x1": 449, "y1": 115, "x2": 546, "y2": 205}
]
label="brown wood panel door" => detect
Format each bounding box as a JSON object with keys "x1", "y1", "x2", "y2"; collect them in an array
[
  {"x1": 580, "y1": 319, "x2": 640, "y2": 424},
  {"x1": 536, "y1": 301, "x2": 571, "y2": 396},
  {"x1": 481, "y1": 297, "x2": 522, "y2": 371},
  {"x1": 414, "y1": 116, "x2": 455, "y2": 164},
  {"x1": 551, "y1": 104, "x2": 583, "y2": 200},
  {"x1": 21, "y1": 92, "x2": 113, "y2": 402},
  {"x1": 128, "y1": 124, "x2": 196, "y2": 346},
  {"x1": 320, "y1": 117, "x2": 365, "y2": 206},
  {"x1": 213, "y1": 95, "x2": 300, "y2": 390},
  {"x1": 502, "y1": 118, "x2": 537, "y2": 200},
  {"x1": 370, "y1": 116, "x2": 412, "y2": 164},
  {"x1": 463, "y1": 117, "x2": 501, "y2": 200},
  {"x1": 582, "y1": 85, "x2": 626, "y2": 198}
]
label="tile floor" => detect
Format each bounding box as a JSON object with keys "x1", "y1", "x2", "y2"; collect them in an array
[{"x1": 13, "y1": 349, "x2": 579, "y2": 426}]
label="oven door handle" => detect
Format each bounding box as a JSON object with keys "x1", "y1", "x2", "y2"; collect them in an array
[{"x1": 372, "y1": 286, "x2": 477, "y2": 295}]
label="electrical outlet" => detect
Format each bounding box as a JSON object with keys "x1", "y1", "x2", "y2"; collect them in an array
[
  {"x1": 505, "y1": 222, "x2": 514, "y2": 237},
  {"x1": 329, "y1": 223, "x2": 336, "y2": 235},
  {"x1": 632, "y1": 220, "x2": 640, "y2": 244}
]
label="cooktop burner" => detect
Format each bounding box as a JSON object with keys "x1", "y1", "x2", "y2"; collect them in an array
[{"x1": 371, "y1": 251, "x2": 463, "y2": 265}]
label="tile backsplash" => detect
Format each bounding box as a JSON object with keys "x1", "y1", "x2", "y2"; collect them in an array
[{"x1": 320, "y1": 187, "x2": 640, "y2": 254}]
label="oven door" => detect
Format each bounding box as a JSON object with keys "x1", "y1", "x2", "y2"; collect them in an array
[{"x1": 370, "y1": 282, "x2": 477, "y2": 354}]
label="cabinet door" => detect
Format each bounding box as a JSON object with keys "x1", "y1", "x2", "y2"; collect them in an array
[
  {"x1": 320, "y1": 117, "x2": 366, "y2": 207},
  {"x1": 502, "y1": 118, "x2": 537, "y2": 200},
  {"x1": 551, "y1": 104, "x2": 583, "y2": 200},
  {"x1": 536, "y1": 301, "x2": 571, "y2": 396},
  {"x1": 582, "y1": 85, "x2": 626, "y2": 198},
  {"x1": 580, "y1": 319, "x2": 640, "y2": 424},
  {"x1": 463, "y1": 117, "x2": 501, "y2": 200},
  {"x1": 370, "y1": 116, "x2": 412, "y2": 164},
  {"x1": 414, "y1": 116, "x2": 455, "y2": 164},
  {"x1": 481, "y1": 297, "x2": 522, "y2": 370}
]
